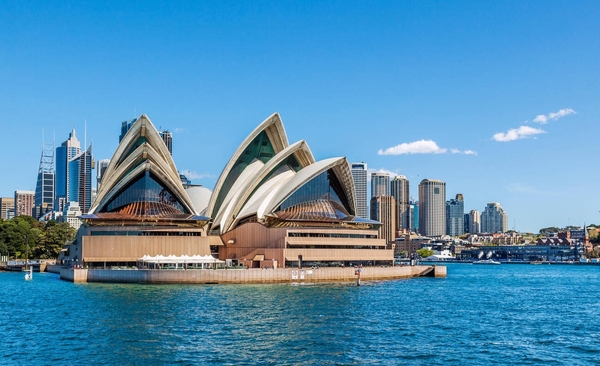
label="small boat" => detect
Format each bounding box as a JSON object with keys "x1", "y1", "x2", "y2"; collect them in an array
[{"x1": 472, "y1": 259, "x2": 501, "y2": 265}]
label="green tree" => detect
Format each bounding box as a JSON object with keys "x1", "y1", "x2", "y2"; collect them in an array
[
  {"x1": 34, "y1": 222, "x2": 76, "y2": 258},
  {"x1": 416, "y1": 248, "x2": 434, "y2": 258}
]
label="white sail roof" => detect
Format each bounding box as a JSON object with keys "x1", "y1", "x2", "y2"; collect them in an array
[{"x1": 89, "y1": 114, "x2": 196, "y2": 215}]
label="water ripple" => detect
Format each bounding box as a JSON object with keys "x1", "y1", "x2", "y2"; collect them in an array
[{"x1": 1, "y1": 265, "x2": 600, "y2": 365}]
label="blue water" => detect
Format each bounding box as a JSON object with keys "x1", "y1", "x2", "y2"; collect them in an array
[{"x1": 1, "y1": 264, "x2": 599, "y2": 365}]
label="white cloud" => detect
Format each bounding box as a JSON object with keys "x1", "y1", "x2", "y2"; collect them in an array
[
  {"x1": 173, "y1": 127, "x2": 186, "y2": 133},
  {"x1": 180, "y1": 170, "x2": 216, "y2": 180},
  {"x1": 449, "y1": 148, "x2": 478, "y2": 155},
  {"x1": 532, "y1": 108, "x2": 576, "y2": 124},
  {"x1": 367, "y1": 168, "x2": 399, "y2": 180},
  {"x1": 378, "y1": 140, "x2": 447, "y2": 155},
  {"x1": 492, "y1": 126, "x2": 546, "y2": 142}
]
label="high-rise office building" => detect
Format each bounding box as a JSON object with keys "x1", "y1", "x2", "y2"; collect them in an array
[
  {"x1": 68, "y1": 144, "x2": 94, "y2": 213},
  {"x1": 464, "y1": 213, "x2": 471, "y2": 234},
  {"x1": 371, "y1": 172, "x2": 390, "y2": 197},
  {"x1": 370, "y1": 195, "x2": 396, "y2": 243},
  {"x1": 55, "y1": 129, "x2": 81, "y2": 206},
  {"x1": 446, "y1": 194, "x2": 464, "y2": 237},
  {"x1": 418, "y1": 179, "x2": 446, "y2": 236},
  {"x1": 350, "y1": 162, "x2": 368, "y2": 219},
  {"x1": 469, "y1": 209, "x2": 481, "y2": 234},
  {"x1": 119, "y1": 118, "x2": 137, "y2": 142},
  {"x1": 390, "y1": 175, "x2": 410, "y2": 231},
  {"x1": 409, "y1": 200, "x2": 419, "y2": 233},
  {"x1": 14, "y1": 190, "x2": 34, "y2": 217},
  {"x1": 96, "y1": 159, "x2": 110, "y2": 190},
  {"x1": 34, "y1": 138, "x2": 55, "y2": 218},
  {"x1": 481, "y1": 203, "x2": 507, "y2": 233},
  {"x1": 160, "y1": 130, "x2": 173, "y2": 155},
  {"x1": 0, "y1": 197, "x2": 14, "y2": 220},
  {"x1": 61, "y1": 201, "x2": 83, "y2": 231}
]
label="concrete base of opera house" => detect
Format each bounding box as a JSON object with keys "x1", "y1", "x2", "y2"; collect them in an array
[{"x1": 54, "y1": 265, "x2": 446, "y2": 284}]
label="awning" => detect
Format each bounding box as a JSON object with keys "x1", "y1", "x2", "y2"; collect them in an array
[
  {"x1": 138, "y1": 254, "x2": 225, "y2": 264},
  {"x1": 252, "y1": 255, "x2": 265, "y2": 261}
]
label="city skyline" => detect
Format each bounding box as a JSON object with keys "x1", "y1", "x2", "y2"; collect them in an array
[{"x1": 1, "y1": 2, "x2": 599, "y2": 233}]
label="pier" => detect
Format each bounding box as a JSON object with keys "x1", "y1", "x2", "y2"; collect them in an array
[{"x1": 53, "y1": 265, "x2": 446, "y2": 284}]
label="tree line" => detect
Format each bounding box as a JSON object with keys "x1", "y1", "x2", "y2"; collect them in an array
[{"x1": 0, "y1": 216, "x2": 76, "y2": 260}]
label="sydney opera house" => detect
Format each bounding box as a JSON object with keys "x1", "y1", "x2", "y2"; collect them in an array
[{"x1": 61, "y1": 113, "x2": 394, "y2": 269}]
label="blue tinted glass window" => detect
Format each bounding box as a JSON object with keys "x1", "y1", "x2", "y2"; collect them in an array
[
  {"x1": 101, "y1": 171, "x2": 187, "y2": 214},
  {"x1": 277, "y1": 169, "x2": 351, "y2": 214},
  {"x1": 213, "y1": 130, "x2": 275, "y2": 216}
]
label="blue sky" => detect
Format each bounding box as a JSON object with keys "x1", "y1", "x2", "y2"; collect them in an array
[{"x1": 1, "y1": 0, "x2": 599, "y2": 233}]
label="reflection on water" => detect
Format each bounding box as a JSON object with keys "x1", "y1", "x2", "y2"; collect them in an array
[{"x1": 1, "y1": 265, "x2": 599, "y2": 365}]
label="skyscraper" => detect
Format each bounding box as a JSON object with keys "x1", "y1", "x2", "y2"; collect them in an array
[
  {"x1": 68, "y1": 144, "x2": 94, "y2": 213},
  {"x1": 119, "y1": 118, "x2": 137, "y2": 142},
  {"x1": 350, "y1": 162, "x2": 368, "y2": 219},
  {"x1": 14, "y1": 190, "x2": 34, "y2": 217},
  {"x1": 96, "y1": 159, "x2": 110, "y2": 190},
  {"x1": 469, "y1": 210, "x2": 481, "y2": 234},
  {"x1": 160, "y1": 130, "x2": 173, "y2": 155},
  {"x1": 371, "y1": 172, "x2": 390, "y2": 197},
  {"x1": 0, "y1": 197, "x2": 14, "y2": 220},
  {"x1": 481, "y1": 203, "x2": 507, "y2": 233},
  {"x1": 446, "y1": 194, "x2": 464, "y2": 237},
  {"x1": 410, "y1": 200, "x2": 419, "y2": 233},
  {"x1": 34, "y1": 138, "x2": 55, "y2": 218},
  {"x1": 464, "y1": 213, "x2": 471, "y2": 234},
  {"x1": 418, "y1": 179, "x2": 446, "y2": 236},
  {"x1": 55, "y1": 128, "x2": 81, "y2": 206},
  {"x1": 370, "y1": 195, "x2": 396, "y2": 243},
  {"x1": 390, "y1": 175, "x2": 410, "y2": 231}
]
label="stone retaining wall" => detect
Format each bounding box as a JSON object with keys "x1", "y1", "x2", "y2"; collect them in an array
[{"x1": 58, "y1": 265, "x2": 446, "y2": 284}]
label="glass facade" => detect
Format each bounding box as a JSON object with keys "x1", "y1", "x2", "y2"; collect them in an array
[
  {"x1": 277, "y1": 169, "x2": 351, "y2": 216},
  {"x1": 68, "y1": 158, "x2": 80, "y2": 203},
  {"x1": 102, "y1": 171, "x2": 187, "y2": 214},
  {"x1": 446, "y1": 194, "x2": 464, "y2": 237},
  {"x1": 351, "y1": 162, "x2": 368, "y2": 219},
  {"x1": 213, "y1": 130, "x2": 276, "y2": 216}
]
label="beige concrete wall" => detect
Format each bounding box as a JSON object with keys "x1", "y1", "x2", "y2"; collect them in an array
[
  {"x1": 60, "y1": 268, "x2": 88, "y2": 282},
  {"x1": 219, "y1": 222, "x2": 394, "y2": 267},
  {"x1": 82, "y1": 236, "x2": 212, "y2": 262},
  {"x1": 81, "y1": 265, "x2": 445, "y2": 284},
  {"x1": 46, "y1": 264, "x2": 63, "y2": 274},
  {"x1": 284, "y1": 248, "x2": 394, "y2": 261}
]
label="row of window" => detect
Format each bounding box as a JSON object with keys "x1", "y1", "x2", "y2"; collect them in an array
[
  {"x1": 287, "y1": 245, "x2": 381, "y2": 249},
  {"x1": 90, "y1": 231, "x2": 201, "y2": 236},
  {"x1": 288, "y1": 233, "x2": 377, "y2": 239}
]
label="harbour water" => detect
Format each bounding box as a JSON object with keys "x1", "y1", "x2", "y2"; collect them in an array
[{"x1": 1, "y1": 264, "x2": 599, "y2": 365}]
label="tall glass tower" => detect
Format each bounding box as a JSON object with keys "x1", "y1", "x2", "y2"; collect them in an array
[
  {"x1": 160, "y1": 130, "x2": 173, "y2": 155},
  {"x1": 371, "y1": 172, "x2": 390, "y2": 197},
  {"x1": 446, "y1": 193, "x2": 464, "y2": 236},
  {"x1": 68, "y1": 144, "x2": 94, "y2": 213},
  {"x1": 55, "y1": 129, "x2": 81, "y2": 210},
  {"x1": 34, "y1": 137, "x2": 55, "y2": 218},
  {"x1": 390, "y1": 175, "x2": 410, "y2": 231},
  {"x1": 350, "y1": 162, "x2": 368, "y2": 218}
]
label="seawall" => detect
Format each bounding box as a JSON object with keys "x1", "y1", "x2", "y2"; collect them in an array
[{"x1": 58, "y1": 265, "x2": 446, "y2": 284}]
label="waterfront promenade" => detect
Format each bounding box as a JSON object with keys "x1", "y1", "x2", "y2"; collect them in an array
[{"x1": 49, "y1": 265, "x2": 445, "y2": 284}]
